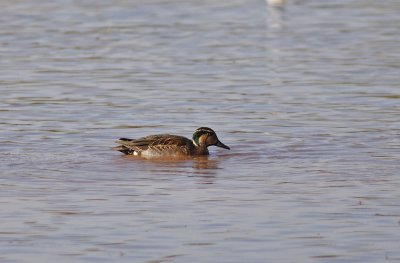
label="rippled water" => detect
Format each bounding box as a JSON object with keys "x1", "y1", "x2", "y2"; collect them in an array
[{"x1": 1, "y1": 0, "x2": 400, "y2": 262}]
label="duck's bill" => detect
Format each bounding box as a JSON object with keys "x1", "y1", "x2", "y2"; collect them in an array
[{"x1": 215, "y1": 140, "x2": 230, "y2": 150}]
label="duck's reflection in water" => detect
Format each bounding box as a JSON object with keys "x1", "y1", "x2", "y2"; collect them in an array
[
  {"x1": 117, "y1": 154, "x2": 222, "y2": 184},
  {"x1": 192, "y1": 156, "x2": 219, "y2": 170},
  {"x1": 190, "y1": 156, "x2": 220, "y2": 184}
]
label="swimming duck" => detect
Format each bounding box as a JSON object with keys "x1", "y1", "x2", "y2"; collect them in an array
[{"x1": 113, "y1": 127, "x2": 230, "y2": 157}]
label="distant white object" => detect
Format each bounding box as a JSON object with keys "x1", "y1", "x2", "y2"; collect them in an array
[{"x1": 266, "y1": 0, "x2": 285, "y2": 5}]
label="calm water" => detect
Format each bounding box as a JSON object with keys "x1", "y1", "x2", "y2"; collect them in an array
[{"x1": 1, "y1": 0, "x2": 400, "y2": 262}]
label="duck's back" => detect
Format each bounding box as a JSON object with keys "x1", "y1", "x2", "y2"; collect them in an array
[{"x1": 114, "y1": 134, "x2": 195, "y2": 157}]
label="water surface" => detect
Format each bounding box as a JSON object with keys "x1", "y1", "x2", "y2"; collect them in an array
[{"x1": 1, "y1": 0, "x2": 400, "y2": 262}]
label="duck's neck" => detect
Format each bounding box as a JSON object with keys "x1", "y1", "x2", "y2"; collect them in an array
[{"x1": 193, "y1": 142, "x2": 209, "y2": 155}]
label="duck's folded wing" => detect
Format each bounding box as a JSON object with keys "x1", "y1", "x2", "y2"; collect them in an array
[{"x1": 114, "y1": 134, "x2": 190, "y2": 154}]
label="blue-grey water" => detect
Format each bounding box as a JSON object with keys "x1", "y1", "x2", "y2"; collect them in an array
[{"x1": 1, "y1": 0, "x2": 400, "y2": 262}]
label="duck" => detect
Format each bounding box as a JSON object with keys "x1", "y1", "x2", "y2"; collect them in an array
[{"x1": 113, "y1": 127, "x2": 230, "y2": 157}]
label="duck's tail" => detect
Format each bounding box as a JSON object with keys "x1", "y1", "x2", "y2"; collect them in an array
[
  {"x1": 113, "y1": 138, "x2": 136, "y2": 155},
  {"x1": 112, "y1": 145, "x2": 135, "y2": 155}
]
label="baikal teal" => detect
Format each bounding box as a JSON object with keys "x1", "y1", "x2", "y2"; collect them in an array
[{"x1": 113, "y1": 127, "x2": 230, "y2": 157}]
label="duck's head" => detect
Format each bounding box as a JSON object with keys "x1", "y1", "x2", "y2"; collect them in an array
[{"x1": 192, "y1": 127, "x2": 230, "y2": 150}]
